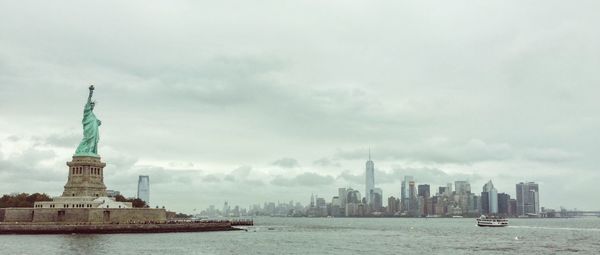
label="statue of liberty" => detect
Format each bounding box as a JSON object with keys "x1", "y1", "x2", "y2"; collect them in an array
[{"x1": 75, "y1": 85, "x2": 101, "y2": 157}]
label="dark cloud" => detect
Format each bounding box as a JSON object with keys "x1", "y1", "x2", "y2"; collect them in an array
[
  {"x1": 202, "y1": 174, "x2": 221, "y2": 183},
  {"x1": 271, "y1": 172, "x2": 335, "y2": 187},
  {"x1": 334, "y1": 139, "x2": 514, "y2": 164},
  {"x1": 42, "y1": 131, "x2": 80, "y2": 148},
  {"x1": 337, "y1": 170, "x2": 363, "y2": 185},
  {"x1": 522, "y1": 148, "x2": 580, "y2": 163},
  {"x1": 272, "y1": 158, "x2": 299, "y2": 168},
  {"x1": 6, "y1": 135, "x2": 20, "y2": 142},
  {"x1": 313, "y1": 158, "x2": 341, "y2": 167},
  {"x1": 337, "y1": 167, "x2": 481, "y2": 188},
  {"x1": 0, "y1": 142, "x2": 64, "y2": 193}
]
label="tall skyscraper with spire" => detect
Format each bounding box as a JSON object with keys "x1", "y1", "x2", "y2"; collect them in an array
[{"x1": 365, "y1": 149, "x2": 375, "y2": 205}]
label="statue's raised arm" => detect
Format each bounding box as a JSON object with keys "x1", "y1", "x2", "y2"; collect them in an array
[
  {"x1": 87, "y1": 85, "x2": 95, "y2": 103},
  {"x1": 75, "y1": 85, "x2": 101, "y2": 157}
]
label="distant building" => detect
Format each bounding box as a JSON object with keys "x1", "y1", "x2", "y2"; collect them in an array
[
  {"x1": 438, "y1": 186, "x2": 447, "y2": 195},
  {"x1": 338, "y1": 188, "x2": 347, "y2": 210},
  {"x1": 454, "y1": 181, "x2": 471, "y2": 194},
  {"x1": 468, "y1": 194, "x2": 481, "y2": 215},
  {"x1": 418, "y1": 184, "x2": 430, "y2": 198},
  {"x1": 315, "y1": 197, "x2": 327, "y2": 217},
  {"x1": 516, "y1": 182, "x2": 540, "y2": 216},
  {"x1": 365, "y1": 151, "x2": 375, "y2": 205},
  {"x1": 417, "y1": 184, "x2": 431, "y2": 216},
  {"x1": 482, "y1": 180, "x2": 498, "y2": 214},
  {"x1": 481, "y1": 191, "x2": 489, "y2": 214},
  {"x1": 137, "y1": 175, "x2": 150, "y2": 204},
  {"x1": 223, "y1": 201, "x2": 230, "y2": 216},
  {"x1": 372, "y1": 188, "x2": 383, "y2": 212},
  {"x1": 509, "y1": 199, "x2": 518, "y2": 216},
  {"x1": 401, "y1": 176, "x2": 414, "y2": 212},
  {"x1": 497, "y1": 193, "x2": 510, "y2": 215},
  {"x1": 343, "y1": 188, "x2": 362, "y2": 216},
  {"x1": 446, "y1": 183, "x2": 453, "y2": 194},
  {"x1": 346, "y1": 189, "x2": 361, "y2": 204},
  {"x1": 408, "y1": 181, "x2": 418, "y2": 216},
  {"x1": 331, "y1": 196, "x2": 343, "y2": 216},
  {"x1": 387, "y1": 196, "x2": 400, "y2": 215}
]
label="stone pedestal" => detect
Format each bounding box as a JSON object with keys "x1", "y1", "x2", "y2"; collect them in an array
[{"x1": 62, "y1": 156, "x2": 107, "y2": 197}]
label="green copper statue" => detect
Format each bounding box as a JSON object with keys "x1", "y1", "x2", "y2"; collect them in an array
[{"x1": 74, "y1": 85, "x2": 101, "y2": 157}]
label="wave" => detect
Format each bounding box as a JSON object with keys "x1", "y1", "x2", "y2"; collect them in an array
[{"x1": 509, "y1": 225, "x2": 600, "y2": 231}]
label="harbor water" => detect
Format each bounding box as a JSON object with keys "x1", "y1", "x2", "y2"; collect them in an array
[{"x1": 1, "y1": 217, "x2": 599, "y2": 254}]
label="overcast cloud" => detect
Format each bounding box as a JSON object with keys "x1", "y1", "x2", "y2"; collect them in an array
[{"x1": 1, "y1": 1, "x2": 599, "y2": 212}]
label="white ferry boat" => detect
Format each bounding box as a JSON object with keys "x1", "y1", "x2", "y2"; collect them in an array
[{"x1": 476, "y1": 215, "x2": 508, "y2": 227}]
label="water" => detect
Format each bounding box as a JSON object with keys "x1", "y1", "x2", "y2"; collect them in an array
[{"x1": 1, "y1": 217, "x2": 599, "y2": 254}]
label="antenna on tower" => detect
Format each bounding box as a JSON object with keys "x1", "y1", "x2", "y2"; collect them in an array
[{"x1": 369, "y1": 147, "x2": 371, "y2": 161}]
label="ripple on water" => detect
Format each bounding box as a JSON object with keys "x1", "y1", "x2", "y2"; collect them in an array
[{"x1": 1, "y1": 218, "x2": 599, "y2": 254}]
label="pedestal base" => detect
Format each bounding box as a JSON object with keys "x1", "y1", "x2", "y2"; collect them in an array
[{"x1": 62, "y1": 156, "x2": 107, "y2": 197}]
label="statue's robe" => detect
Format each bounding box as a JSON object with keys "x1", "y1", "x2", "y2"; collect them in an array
[{"x1": 75, "y1": 101, "x2": 100, "y2": 156}]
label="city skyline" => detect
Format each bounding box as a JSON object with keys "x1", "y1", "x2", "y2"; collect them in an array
[
  {"x1": 2, "y1": 1, "x2": 600, "y2": 213},
  {"x1": 196, "y1": 154, "x2": 545, "y2": 217}
]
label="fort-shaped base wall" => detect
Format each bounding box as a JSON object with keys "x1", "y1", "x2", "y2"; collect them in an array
[{"x1": 0, "y1": 208, "x2": 166, "y2": 224}]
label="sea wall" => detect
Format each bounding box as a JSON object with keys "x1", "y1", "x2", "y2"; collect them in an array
[
  {"x1": 0, "y1": 222, "x2": 234, "y2": 234},
  {"x1": 0, "y1": 208, "x2": 166, "y2": 223},
  {"x1": 0, "y1": 208, "x2": 34, "y2": 222}
]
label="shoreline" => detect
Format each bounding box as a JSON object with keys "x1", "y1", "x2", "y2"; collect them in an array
[{"x1": 0, "y1": 222, "x2": 243, "y2": 235}]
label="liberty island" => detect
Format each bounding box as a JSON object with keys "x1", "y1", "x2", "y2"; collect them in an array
[{"x1": 0, "y1": 86, "x2": 248, "y2": 234}]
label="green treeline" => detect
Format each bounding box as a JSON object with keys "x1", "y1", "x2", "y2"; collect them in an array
[
  {"x1": 0, "y1": 193, "x2": 52, "y2": 208},
  {"x1": 114, "y1": 194, "x2": 148, "y2": 208},
  {"x1": 0, "y1": 193, "x2": 148, "y2": 208}
]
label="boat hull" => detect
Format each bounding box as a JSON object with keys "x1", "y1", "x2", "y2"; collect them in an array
[{"x1": 477, "y1": 223, "x2": 508, "y2": 227}]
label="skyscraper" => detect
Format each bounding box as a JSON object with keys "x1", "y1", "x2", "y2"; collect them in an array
[
  {"x1": 516, "y1": 182, "x2": 540, "y2": 216},
  {"x1": 401, "y1": 176, "x2": 414, "y2": 212},
  {"x1": 345, "y1": 188, "x2": 362, "y2": 217},
  {"x1": 338, "y1": 188, "x2": 347, "y2": 210},
  {"x1": 137, "y1": 175, "x2": 150, "y2": 204},
  {"x1": 438, "y1": 186, "x2": 447, "y2": 195},
  {"x1": 418, "y1": 184, "x2": 430, "y2": 216},
  {"x1": 482, "y1": 180, "x2": 498, "y2": 214},
  {"x1": 408, "y1": 180, "x2": 418, "y2": 216},
  {"x1": 372, "y1": 188, "x2": 383, "y2": 212},
  {"x1": 417, "y1": 184, "x2": 430, "y2": 198},
  {"x1": 387, "y1": 196, "x2": 400, "y2": 215},
  {"x1": 365, "y1": 150, "x2": 375, "y2": 205},
  {"x1": 497, "y1": 193, "x2": 510, "y2": 215},
  {"x1": 454, "y1": 181, "x2": 471, "y2": 194}
]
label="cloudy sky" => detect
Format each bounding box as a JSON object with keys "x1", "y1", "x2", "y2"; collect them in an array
[{"x1": 1, "y1": 1, "x2": 599, "y2": 213}]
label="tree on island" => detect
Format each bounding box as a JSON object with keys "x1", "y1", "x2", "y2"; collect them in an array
[
  {"x1": 175, "y1": 212, "x2": 192, "y2": 218},
  {"x1": 0, "y1": 193, "x2": 52, "y2": 208},
  {"x1": 114, "y1": 194, "x2": 148, "y2": 208}
]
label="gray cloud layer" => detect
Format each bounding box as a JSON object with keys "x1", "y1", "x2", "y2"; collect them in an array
[{"x1": 1, "y1": 1, "x2": 599, "y2": 212}]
